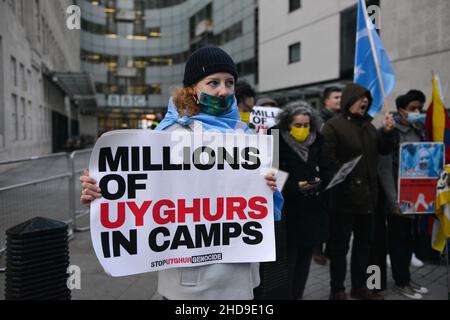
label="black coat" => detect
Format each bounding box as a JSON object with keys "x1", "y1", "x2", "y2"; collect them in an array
[
  {"x1": 320, "y1": 113, "x2": 394, "y2": 215},
  {"x1": 274, "y1": 129, "x2": 329, "y2": 248}
]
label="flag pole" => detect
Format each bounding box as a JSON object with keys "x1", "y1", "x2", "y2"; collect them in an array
[{"x1": 361, "y1": 0, "x2": 388, "y2": 113}]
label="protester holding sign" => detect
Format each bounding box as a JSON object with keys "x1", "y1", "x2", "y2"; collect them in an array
[
  {"x1": 377, "y1": 91, "x2": 429, "y2": 299},
  {"x1": 320, "y1": 83, "x2": 395, "y2": 300},
  {"x1": 80, "y1": 46, "x2": 283, "y2": 300},
  {"x1": 271, "y1": 101, "x2": 328, "y2": 299}
]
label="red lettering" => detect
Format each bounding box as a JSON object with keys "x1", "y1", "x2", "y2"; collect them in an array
[
  {"x1": 248, "y1": 196, "x2": 268, "y2": 220},
  {"x1": 178, "y1": 199, "x2": 201, "y2": 223},
  {"x1": 100, "y1": 202, "x2": 126, "y2": 229},
  {"x1": 127, "y1": 201, "x2": 152, "y2": 226},
  {"x1": 152, "y1": 199, "x2": 176, "y2": 225},
  {"x1": 203, "y1": 198, "x2": 224, "y2": 222},
  {"x1": 226, "y1": 197, "x2": 248, "y2": 220}
]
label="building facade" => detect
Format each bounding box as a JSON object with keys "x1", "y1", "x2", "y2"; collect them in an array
[
  {"x1": 258, "y1": 0, "x2": 381, "y2": 108},
  {"x1": 381, "y1": 0, "x2": 450, "y2": 111},
  {"x1": 0, "y1": 0, "x2": 86, "y2": 160},
  {"x1": 258, "y1": 0, "x2": 449, "y2": 111},
  {"x1": 79, "y1": 0, "x2": 258, "y2": 133}
]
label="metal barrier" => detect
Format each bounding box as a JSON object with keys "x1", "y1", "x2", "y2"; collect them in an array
[
  {"x1": 0, "y1": 149, "x2": 93, "y2": 273},
  {"x1": 70, "y1": 149, "x2": 92, "y2": 232}
]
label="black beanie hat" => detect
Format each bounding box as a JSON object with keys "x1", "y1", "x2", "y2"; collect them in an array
[{"x1": 183, "y1": 46, "x2": 238, "y2": 87}]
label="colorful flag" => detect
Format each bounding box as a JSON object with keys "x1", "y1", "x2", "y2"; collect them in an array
[
  {"x1": 432, "y1": 166, "x2": 450, "y2": 252},
  {"x1": 354, "y1": 0, "x2": 396, "y2": 116},
  {"x1": 425, "y1": 73, "x2": 450, "y2": 164}
]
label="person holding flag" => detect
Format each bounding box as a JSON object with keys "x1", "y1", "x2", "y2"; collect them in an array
[
  {"x1": 320, "y1": 83, "x2": 395, "y2": 300},
  {"x1": 320, "y1": 0, "x2": 397, "y2": 300}
]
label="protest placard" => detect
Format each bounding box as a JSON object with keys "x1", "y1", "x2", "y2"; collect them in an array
[
  {"x1": 89, "y1": 130, "x2": 276, "y2": 276},
  {"x1": 398, "y1": 142, "x2": 445, "y2": 214},
  {"x1": 250, "y1": 106, "x2": 281, "y2": 134},
  {"x1": 324, "y1": 155, "x2": 363, "y2": 191}
]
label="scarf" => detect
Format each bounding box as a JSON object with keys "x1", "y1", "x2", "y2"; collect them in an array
[
  {"x1": 156, "y1": 97, "x2": 252, "y2": 134},
  {"x1": 156, "y1": 97, "x2": 284, "y2": 221}
]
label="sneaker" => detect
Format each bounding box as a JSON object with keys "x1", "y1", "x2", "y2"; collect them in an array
[
  {"x1": 411, "y1": 253, "x2": 424, "y2": 268},
  {"x1": 350, "y1": 287, "x2": 384, "y2": 300},
  {"x1": 386, "y1": 254, "x2": 391, "y2": 268},
  {"x1": 410, "y1": 280, "x2": 428, "y2": 294},
  {"x1": 395, "y1": 285, "x2": 422, "y2": 300}
]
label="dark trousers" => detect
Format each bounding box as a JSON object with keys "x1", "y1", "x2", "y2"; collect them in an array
[
  {"x1": 368, "y1": 195, "x2": 388, "y2": 290},
  {"x1": 287, "y1": 245, "x2": 315, "y2": 299},
  {"x1": 387, "y1": 214, "x2": 415, "y2": 287},
  {"x1": 328, "y1": 212, "x2": 375, "y2": 294},
  {"x1": 314, "y1": 242, "x2": 328, "y2": 256}
]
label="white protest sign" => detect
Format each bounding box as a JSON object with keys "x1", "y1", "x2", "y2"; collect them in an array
[
  {"x1": 274, "y1": 169, "x2": 289, "y2": 192},
  {"x1": 89, "y1": 130, "x2": 276, "y2": 277},
  {"x1": 325, "y1": 155, "x2": 363, "y2": 191},
  {"x1": 250, "y1": 106, "x2": 281, "y2": 133}
]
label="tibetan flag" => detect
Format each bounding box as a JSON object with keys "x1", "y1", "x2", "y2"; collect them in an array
[
  {"x1": 432, "y1": 167, "x2": 450, "y2": 252},
  {"x1": 425, "y1": 73, "x2": 450, "y2": 164}
]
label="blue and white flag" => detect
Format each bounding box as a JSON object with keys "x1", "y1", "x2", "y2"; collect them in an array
[{"x1": 354, "y1": 0, "x2": 396, "y2": 116}]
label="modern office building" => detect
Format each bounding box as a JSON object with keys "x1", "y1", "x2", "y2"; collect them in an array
[
  {"x1": 79, "y1": 0, "x2": 258, "y2": 134},
  {"x1": 0, "y1": 0, "x2": 95, "y2": 160}
]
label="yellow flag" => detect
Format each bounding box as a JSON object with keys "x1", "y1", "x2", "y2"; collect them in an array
[{"x1": 432, "y1": 166, "x2": 450, "y2": 252}]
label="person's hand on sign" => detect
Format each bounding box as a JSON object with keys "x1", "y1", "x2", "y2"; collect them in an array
[
  {"x1": 80, "y1": 169, "x2": 102, "y2": 207},
  {"x1": 393, "y1": 204, "x2": 402, "y2": 216},
  {"x1": 383, "y1": 112, "x2": 395, "y2": 133},
  {"x1": 264, "y1": 171, "x2": 278, "y2": 193}
]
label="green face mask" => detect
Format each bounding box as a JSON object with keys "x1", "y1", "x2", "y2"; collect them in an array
[
  {"x1": 290, "y1": 127, "x2": 310, "y2": 142},
  {"x1": 197, "y1": 92, "x2": 235, "y2": 116}
]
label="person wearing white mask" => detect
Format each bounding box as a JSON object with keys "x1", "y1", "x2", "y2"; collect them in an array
[{"x1": 378, "y1": 91, "x2": 429, "y2": 300}]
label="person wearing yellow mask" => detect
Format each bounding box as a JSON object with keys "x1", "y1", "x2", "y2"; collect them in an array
[
  {"x1": 235, "y1": 80, "x2": 255, "y2": 126},
  {"x1": 268, "y1": 101, "x2": 328, "y2": 299}
]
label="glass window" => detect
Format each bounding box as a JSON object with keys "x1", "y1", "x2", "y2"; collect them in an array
[
  {"x1": 289, "y1": 42, "x2": 301, "y2": 64},
  {"x1": 21, "y1": 98, "x2": 26, "y2": 140},
  {"x1": 11, "y1": 56, "x2": 17, "y2": 86},
  {"x1": 289, "y1": 0, "x2": 301, "y2": 12},
  {"x1": 11, "y1": 95, "x2": 18, "y2": 141},
  {"x1": 20, "y1": 63, "x2": 25, "y2": 91},
  {"x1": 28, "y1": 101, "x2": 32, "y2": 141}
]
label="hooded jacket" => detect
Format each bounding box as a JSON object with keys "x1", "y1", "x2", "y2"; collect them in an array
[{"x1": 320, "y1": 83, "x2": 394, "y2": 215}]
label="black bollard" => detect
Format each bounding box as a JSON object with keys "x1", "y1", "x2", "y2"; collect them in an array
[{"x1": 5, "y1": 217, "x2": 71, "y2": 300}]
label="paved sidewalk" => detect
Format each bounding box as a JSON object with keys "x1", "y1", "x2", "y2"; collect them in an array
[
  {"x1": 303, "y1": 254, "x2": 448, "y2": 300},
  {"x1": 0, "y1": 230, "x2": 448, "y2": 300}
]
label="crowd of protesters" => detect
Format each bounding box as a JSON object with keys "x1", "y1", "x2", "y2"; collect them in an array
[{"x1": 81, "y1": 46, "x2": 435, "y2": 300}]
